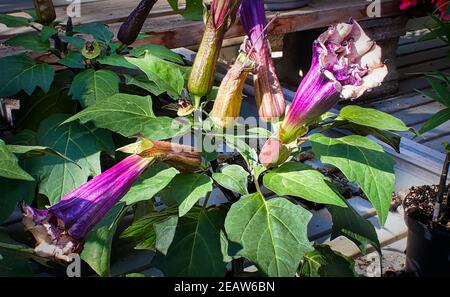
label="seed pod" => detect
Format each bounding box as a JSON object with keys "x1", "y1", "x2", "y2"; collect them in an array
[
  {"x1": 33, "y1": 0, "x2": 56, "y2": 24},
  {"x1": 118, "y1": 0, "x2": 158, "y2": 45}
]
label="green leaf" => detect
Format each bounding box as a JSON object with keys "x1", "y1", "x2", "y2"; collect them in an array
[
  {"x1": 426, "y1": 77, "x2": 450, "y2": 107},
  {"x1": 334, "y1": 121, "x2": 402, "y2": 153},
  {"x1": 327, "y1": 200, "x2": 381, "y2": 254},
  {"x1": 126, "y1": 52, "x2": 185, "y2": 99},
  {"x1": 154, "y1": 215, "x2": 179, "y2": 255},
  {"x1": 213, "y1": 164, "x2": 249, "y2": 195},
  {"x1": 0, "y1": 178, "x2": 35, "y2": 224},
  {"x1": 310, "y1": 134, "x2": 395, "y2": 226},
  {"x1": 6, "y1": 34, "x2": 51, "y2": 52},
  {"x1": 224, "y1": 193, "x2": 313, "y2": 277},
  {"x1": 418, "y1": 108, "x2": 450, "y2": 134},
  {"x1": 121, "y1": 163, "x2": 179, "y2": 205},
  {"x1": 39, "y1": 25, "x2": 57, "y2": 41},
  {"x1": 98, "y1": 54, "x2": 137, "y2": 69},
  {"x1": 6, "y1": 144, "x2": 75, "y2": 164},
  {"x1": 224, "y1": 135, "x2": 259, "y2": 168},
  {"x1": 0, "y1": 14, "x2": 30, "y2": 27},
  {"x1": 0, "y1": 140, "x2": 33, "y2": 181},
  {"x1": 130, "y1": 44, "x2": 185, "y2": 64},
  {"x1": 27, "y1": 114, "x2": 114, "y2": 204},
  {"x1": 74, "y1": 22, "x2": 114, "y2": 44},
  {"x1": 263, "y1": 162, "x2": 346, "y2": 207},
  {"x1": 59, "y1": 52, "x2": 85, "y2": 69},
  {"x1": 69, "y1": 69, "x2": 120, "y2": 107},
  {"x1": 123, "y1": 74, "x2": 164, "y2": 96},
  {"x1": 339, "y1": 106, "x2": 409, "y2": 131},
  {"x1": 299, "y1": 244, "x2": 357, "y2": 277},
  {"x1": 81, "y1": 203, "x2": 125, "y2": 277},
  {"x1": 153, "y1": 207, "x2": 226, "y2": 276},
  {"x1": 167, "y1": 0, "x2": 204, "y2": 21},
  {"x1": 160, "y1": 173, "x2": 213, "y2": 217},
  {"x1": 0, "y1": 54, "x2": 55, "y2": 97},
  {"x1": 65, "y1": 93, "x2": 190, "y2": 140},
  {"x1": 60, "y1": 35, "x2": 86, "y2": 49}
]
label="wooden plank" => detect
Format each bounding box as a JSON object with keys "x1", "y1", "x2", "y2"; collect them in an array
[
  {"x1": 399, "y1": 57, "x2": 450, "y2": 80},
  {"x1": 362, "y1": 92, "x2": 433, "y2": 114},
  {"x1": 397, "y1": 45, "x2": 449, "y2": 68},
  {"x1": 392, "y1": 101, "x2": 446, "y2": 126},
  {"x1": 397, "y1": 37, "x2": 447, "y2": 56}
]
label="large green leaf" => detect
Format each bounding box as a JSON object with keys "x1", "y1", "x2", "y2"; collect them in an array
[
  {"x1": 81, "y1": 203, "x2": 125, "y2": 277},
  {"x1": 0, "y1": 54, "x2": 55, "y2": 97},
  {"x1": 5, "y1": 34, "x2": 50, "y2": 52},
  {"x1": 327, "y1": 201, "x2": 381, "y2": 254},
  {"x1": 121, "y1": 163, "x2": 179, "y2": 205},
  {"x1": 0, "y1": 178, "x2": 35, "y2": 224},
  {"x1": 153, "y1": 207, "x2": 226, "y2": 276},
  {"x1": 339, "y1": 106, "x2": 409, "y2": 131},
  {"x1": 73, "y1": 22, "x2": 114, "y2": 44},
  {"x1": 7, "y1": 144, "x2": 74, "y2": 164},
  {"x1": 126, "y1": 52, "x2": 185, "y2": 99},
  {"x1": 65, "y1": 93, "x2": 190, "y2": 140},
  {"x1": 212, "y1": 164, "x2": 249, "y2": 195},
  {"x1": 0, "y1": 140, "x2": 33, "y2": 181},
  {"x1": 69, "y1": 69, "x2": 120, "y2": 107},
  {"x1": 0, "y1": 14, "x2": 31, "y2": 27},
  {"x1": 224, "y1": 193, "x2": 313, "y2": 277},
  {"x1": 310, "y1": 134, "x2": 395, "y2": 226},
  {"x1": 58, "y1": 52, "x2": 85, "y2": 69},
  {"x1": 160, "y1": 173, "x2": 213, "y2": 217},
  {"x1": 0, "y1": 228, "x2": 36, "y2": 277},
  {"x1": 98, "y1": 54, "x2": 137, "y2": 70},
  {"x1": 123, "y1": 74, "x2": 164, "y2": 96},
  {"x1": 130, "y1": 44, "x2": 184, "y2": 64},
  {"x1": 60, "y1": 35, "x2": 86, "y2": 49},
  {"x1": 418, "y1": 108, "x2": 450, "y2": 134},
  {"x1": 167, "y1": 0, "x2": 204, "y2": 21},
  {"x1": 27, "y1": 114, "x2": 114, "y2": 204},
  {"x1": 299, "y1": 244, "x2": 357, "y2": 277},
  {"x1": 263, "y1": 162, "x2": 346, "y2": 207}
]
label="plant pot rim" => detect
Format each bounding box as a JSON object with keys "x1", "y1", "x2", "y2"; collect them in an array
[{"x1": 404, "y1": 210, "x2": 450, "y2": 239}]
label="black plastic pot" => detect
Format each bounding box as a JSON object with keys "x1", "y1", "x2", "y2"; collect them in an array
[
  {"x1": 264, "y1": 0, "x2": 311, "y2": 11},
  {"x1": 404, "y1": 212, "x2": 450, "y2": 277}
]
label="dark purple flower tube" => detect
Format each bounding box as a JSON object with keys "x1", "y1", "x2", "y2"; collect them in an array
[
  {"x1": 239, "y1": 0, "x2": 285, "y2": 121},
  {"x1": 22, "y1": 154, "x2": 152, "y2": 262}
]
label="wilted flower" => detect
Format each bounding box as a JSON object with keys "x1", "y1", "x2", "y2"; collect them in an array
[
  {"x1": 278, "y1": 19, "x2": 388, "y2": 144},
  {"x1": 210, "y1": 50, "x2": 255, "y2": 128},
  {"x1": 188, "y1": 0, "x2": 242, "y2": 108},
  {"x1": 259, "y1": 138, "x2": 290, "y2": 168},
  {"x1": 22, "y1": 154, "x2": 153, "y2": 262},
  {"x1": 239, "y1": 0, "x2": 285, "y2": 121}
]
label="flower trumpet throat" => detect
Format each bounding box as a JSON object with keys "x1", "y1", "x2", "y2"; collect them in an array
[
  {"x1": 187, "y1": 0, "x2": 242, "y2": 106},
  {"x1": 33, "y1": 0, "x2": 56, "y2": 24},
  {"x1": 22, "y1": 154, "x2": 153, "y2": 262},
  {"x1": 239, "y1": 0, "x2": 286, "y2": 121},
  {"x1": 210, "y1": 51, "x2": 254, "y2": 128},
  {"x1": 279, "y1": 19, "x2": 388, "y2": 144}
]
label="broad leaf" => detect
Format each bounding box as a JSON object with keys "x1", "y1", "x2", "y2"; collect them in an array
[
  {"x1": 160, "y1": 173, "x2": 213, "y2": 217},
  {"x1": 7, "y1": 144, "x2": 74, "y2": 164},
  {"x1": 74, "y1": 22, "x2": 114, "y2": 44},
  {"x1": 327, "y1": 201, "x2": 381, "y2": 254},
  {"x1": 0, "y1": 14, "x2": 30, "y2": 27},
  {"x1": 59, "y1": 52, "x2": 85, "y2": 69},
  {"x1": 0, "y1": 178, "x2": 35, "y2": 224},
  {"x1": 167, "y1": 0, "x2": 204, "y2": 21},
  {"x1": 69, "y1": 69, "x2": 120, "y2": 107},
  {"x1": 126, "y1": 52, "x2": 185, "y2": 99},
  {"x1": 263, "y1": 162, "x2": 346, "y2": 207},
  {"x1": 225, "y1": 193, "x2": 313, "y2": 277},
  {"x1": 60, "y1": 35, "x2": 86, "y2": 49},
  {"x1": 418, "y1": 108, "x2": 450, "y2": 134},
  {"x1": 212, "y1": 164, "x2": 249, "y2": 195},
  {"x1": 98, "y1": 54, "x2": 137, "y2": 70},
  {"x1": 121, "y1": 163, "x2": 179, "y2": 205},
  {"x1": 130, "y1": 44, "x2": 185, "y2": 64},
  {"x1": 339, "y1": 106, "x2": 409, "y2": 131},
  {"x1": 224, "y1": 135, "x2": 259, "y2": 168},
  {"x1": 39, "y1": 25, "x2": 57, "y2": 41},
  {"x1": 153, "y1": 207, "x2": 226, "y2": 276},
  {"x1": 123, "y1": 74, "x2": 164, "y2": 96},
  {"x1": 0, "y1": 54, "x2": 55, "y2": 97},
  {"x1": 6, "y1": 34, "x2": 50, "y2": 52},
  {"x1": 65, "y1": 93, "x2": 190, "y2": 140},
  {"x1": 27, "y1": 114, "x2": 114, "y2": 204},
  {"x1": 310, "y1": 134, "x2": 395, "y2": 225},
  {"x1": 0, "y1": 140, "x2": 33, "y2": 181},
  {"x1": 81, "y1": 203, "x2": 125, "y2": 277},
  {"x1": 299, "y1": 244, "x2": 357, "y2": 277}
]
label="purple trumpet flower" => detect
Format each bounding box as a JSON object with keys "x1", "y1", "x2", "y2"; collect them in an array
[
  {"x1": 239, "y1": 0, "x2": 285, "y2": 121},
  {"x1": 22, "y1": 154, "x2": 153, "y2": 262},
  {"x1": 278, "y1": 19, "x2": 388, "y2": 144}
]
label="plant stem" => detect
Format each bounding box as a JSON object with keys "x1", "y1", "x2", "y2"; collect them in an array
[
  {"x1": 31, "y1": 25, "x2": 42, "y2": 32},
  {"x1": 433, "y1": 152, "x2": 450, "y2": 222},
  {"x1": 203, "y1": 191, "x2": 212, "y2": 208}
]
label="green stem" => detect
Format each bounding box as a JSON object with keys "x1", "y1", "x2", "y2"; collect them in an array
[
  {"x1": 203, "y1": 191, "x2": 212, "y2": 208},
  {"x1": 194, "y1": 95, "x2": 202, "y2": 110},
  {"x1": 433, "y1": 152, "x2": 450, "y2": 222}
]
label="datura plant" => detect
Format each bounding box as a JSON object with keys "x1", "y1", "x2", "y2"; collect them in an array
[{"x1": 0, "y1": 0, "x2": 411, "y2": 278}]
